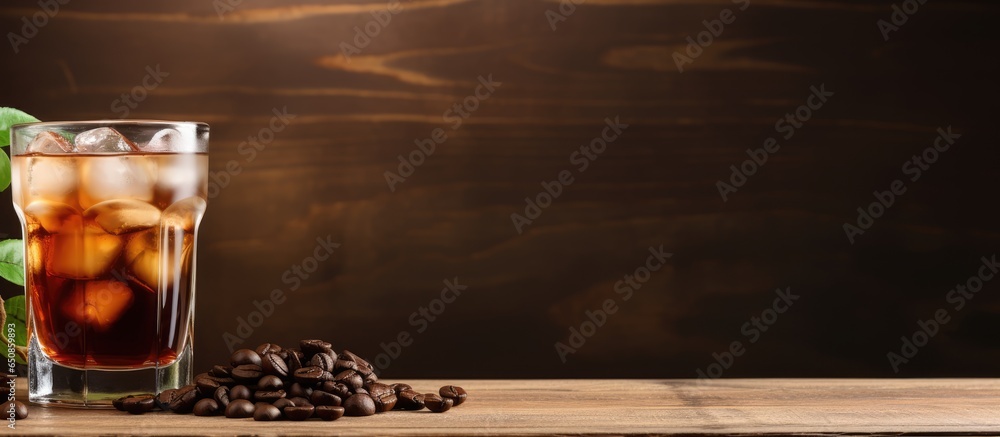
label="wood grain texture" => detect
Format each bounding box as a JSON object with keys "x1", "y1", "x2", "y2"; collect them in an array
[
  {"x1": 10, "y1": 378, "x2": 1000, "y2": 435},
  {"x1": 0, "y1": 0, "x2": 999, "y2": 379}
]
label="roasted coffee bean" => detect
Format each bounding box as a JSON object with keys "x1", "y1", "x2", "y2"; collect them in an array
[
  {"x1": 284, "y1": 405, "x2": 314, "y2": 421},
  {"x1": 390, "y1": 383, "x2": 412, "y2": 395},
  {"x1": 254, "y1": 401, "x2": 272, "y2": 410},
  {"x1": 368, "y1": 383, "x2": 397, "y2": 412},
  {"x1": 230, "y1": 385, "x2": 252, "y2": 401},
  {"x1": 260, "y1": 353, "x2": 289, "y2": 377},
  {"x1": 7, "y1": 401, "x2": 27, "y2": 419},
  {"x1": 123, "y1": 395, "x2": 156, "y2": 414},
  {"x1": 319, "y1": 381, "x2": 337, "y2": 393},
  {"x1": 423, "y1": 394, "x2": 453, "y2": 413},
  {"x1": 255, "y1": 343, "x2": 282, "y2": 356},
  {"x1": 293, "y1": 366, "x2": 330, "y2": 384},
  {"x1": 395, "y1": 390, "x2": 425, "y2": 410},
  {"x1": 230, "y1": 348, "x2": 262, "y2": 367},
  {"x1": 333, "y1": 359, "x2": 357, "y2": 372},
  {"x1": 328, "y1": 382, "x2": 351, "y2": 398},
  {"x1": 286, "y1": 350, "x2": 303, "y2": 373},
  {"x1": 254, "y1": 390, "x2": 286, "y2": 403},
  {"x1": 225, "y1": 399, "x2": 255, "y2": 418},
  {"x1": 205, "y1": 375, "x2": 236, "y2": 387},
  {"x1": 112, "y1": 395, "x2": 131, "y2": 411},
  {"x1": 309, "y1": 352, "x2": 335, "y2": 372},
  {"x1": 257, "y1": 375, "x2": 284, "y2": 390},
  {"x1": 209, "y1": 365, "x2": 233, "y2": 378},
  {"x1": 439, "y1": 385, "x2": 467, "y2": 406},
  {"x1": 333, "y1": 369, "x2": 363, "y2": 390},
  {"x1": 231, "y1": 364, "x2": 263, "y2": 382},
  {"x1": 309, "y1": 390, "x2": 341, "y2": 407},
  {"x1": 155, "y1": 389, "x2": 177, "y2": 410},
  {"x1": 354, "y1": 388, "x2": 369, "y2": 395},
  {"x1": 315, "y1": 405, "x2": 345, "y2": 421},
  {"x1": 193, "y1": 398, "x2": 220, "y2": 416},
  {"x1": 287, "y1": 382, "x2": 312, "y2": 398},
  {"x1": 253, "y1": 404, "x2": 282, "y2": 421},
  {"x1": 288, "y1": 396, "x2": 312, "y2": 407},
  {"x1": 169, "y1": 385, "x2": 199, "y2": 414},
  {"x1": 213, "y1": 386, "x2": 231, "y2": 408},
  {"x1": 343, "y1": 394, "x2": 376, "y2": 416},
  {"x1": 273, "y1": 398, "x2": 295, "y2": 410},
  {"x1": 195, "y1": 377, "x2": 221, "y2": 397},
  {"x1": 340, "y1": 350, "x2": 375, "y2": 379},
  {"x1": 300, "y1": 339, "x2": 333, "y2": 357}
]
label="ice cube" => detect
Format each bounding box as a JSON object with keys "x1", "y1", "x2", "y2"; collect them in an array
[
  {"x1": 162, "y1": 196, "x2": 206, "y2": 232},
  {"x1": 155, "y1": 154, "x2": 207, "y2": 201},
  {"x1": 26, "y1": 131, "x2": 73, "y2": 154},
  {"x1": 46, "y1": 222, "x2": 124, "y2": 279},
  {"x1": 22, "y1": 200, "x2": 81, "y2": 234},
  {"x1": 73, "y1": 128, "x2": 138, "y2": 153},
  {"x1": 142, "y1": 128, "x2": 182, "y2": 152},
  {"x1": 78, "y1": 155, "x2": 156, "y2": 209},
  {"x1": 84, "y1": 199, "x2": 161, "y2": 235},
  {"x1": 61, "y1": 280, "x2": 134, "y2": 331},
  {"x1": 26, "y1": 156, "x2": 77, "y2": 204},
  {"x1": 125, "y1": 228, "x2": 192, "y2": 291}
]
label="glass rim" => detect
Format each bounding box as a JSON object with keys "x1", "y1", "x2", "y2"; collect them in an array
[
  {"x1": 9, "y1": 119, "x2": 209, "y2": 155},
  {"x1": 11, "y1": 119, "x2": 209, "y2": 130}
]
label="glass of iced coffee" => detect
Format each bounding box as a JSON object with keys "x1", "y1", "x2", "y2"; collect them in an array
[{"x1": 9, "y1": 121, "x2": 208, "y2": 407}]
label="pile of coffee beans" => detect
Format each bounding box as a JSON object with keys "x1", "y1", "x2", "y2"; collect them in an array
[{"x1": 113, "y1": 340, "x2": 468, "y2": 421}]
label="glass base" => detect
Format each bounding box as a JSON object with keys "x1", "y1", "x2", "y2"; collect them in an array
[{"x1": 27, "y1": 336, "x2": 193, "y2": 408}]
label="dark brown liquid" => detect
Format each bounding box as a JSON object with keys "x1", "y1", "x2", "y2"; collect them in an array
[{"x1": 14, "y1": 153, "x2": 207, "y2": 369}]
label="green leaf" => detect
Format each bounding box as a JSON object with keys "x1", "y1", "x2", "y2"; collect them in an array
[
  {"x1": 4, "y1": 295, "x2": 27, "y2": 364},
  {"x1": 0, "y1": 107, "x2": 39, "y2": 148},
  {"x1": 0, "y1": 240, "x2": 24, "y2": 286},
  {"x1": 0, "y1": 148, "x2": 8, "y2": 192}
]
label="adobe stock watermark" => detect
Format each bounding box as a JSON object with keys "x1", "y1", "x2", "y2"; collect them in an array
[
  {"x1": 384, "y1": 74, "x2": 501, "y2": 192},
  {"x1": 207, "y1": 107, "x2": 297, "y2": 199},
  {"x1": 842, "y1": 126, "x2": 960, "y2": 244},
  {"x1": 7, "y1": 0, "x2": 70, "y2": 54},
  {"x1": 511, "y1": 116, "x2": 628, "y2": 234},
  {"x1": 340, "y1": 0, "x2": 402, "y2": 61},
  {"x1": 555, "y1": 246, "x2": 671, "y2": 363},
  {"x1": 223, "y1": 235, "x2": 340, "y2": 352},
  {"x1": 716, "y1": 84, "x2": 833, "y2": 202},
  {"x1": 545, "y1": 0, "x2": 584, "y2": 31},
  {"x1": 371, "y1": 278, "x2": 468, "y2": 375},
  {"x1": 111, "y1": 65, "x2": 170, "y2": 118},
  {"x1": 695, "y1": 287, "x2": 799, "y2": 382},
  {"x1": 672, "y1": 0, "x2": 750, "y2": 72},
  {"x1": 877, "y1": 0, "x2": 928, "y2": 41},
  {"x1": 887, "y1": 254, "x2": 998, "y2": 372}
]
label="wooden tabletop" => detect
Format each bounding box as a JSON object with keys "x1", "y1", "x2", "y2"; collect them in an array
[{"x1": 10, "y1": 379, "x2": 1000, "y2": 435}]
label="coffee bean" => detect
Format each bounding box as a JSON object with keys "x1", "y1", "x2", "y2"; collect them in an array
[
  {"x1": 7, "y1": 401, "x2": 27, "y2": 419},
  {"x1": 354, "y1": 388, "x2": 369, "y2": 395},
  {"x1": 230, "y1": 349, "x2": 262, "y2": 367},
  {"x1": 333, "y1": 370, "x2": 363, "y2": 390},
  {"x1": 293, "y1": 366, "x2": 330, "y2": 384},
  {"x1": 253, "y1": 404, "x2": 282, "y2": 421},
  {"x1": 368, "y1": 383, "x2": 397, "y2": 412},
  {"x1": 309, "y1": 352, "x2": 335, "y2": 372},
  {"x1": 254, "y1": 390, "x2": 286, "y2": 403},
  {"x1": 155, "y1": 389, "x2": 177, "y2": 410},
  {"x1": 193, "y1": 398, "x2": 220, "y2": 416},
  {"x1": 225, "y1": 399, "x2": 255, "y2": 418},
  {"x1": 423, "y1": 395, "x2": 453, "y2": 413},
  {"x1": 328, "y1": 382, "x2": 351, "y2": 398},
  {"x1": 231, "y1": 364, "x2": 263, "y2": 382},
  {"x1": 213, "y1": 386, "x2": 231, "y2": 408},
  {"x1": 333, "y1": 359, "x2": 357, "y2": 372},
  {"x1": 309, "y1": 390, "x2": 341, "y2": 407},
  {"x1": 230, "y1": 385, "x2": 252, "y2": 401},
  {"x1": 390, "y1": 383, "x2": 412, "y2": 395},
  {"x1": 273, "y1": 398, "x2": 295, "y2": 410},
  {"x1": 255, "y1": 343, "x2": 282, "y2": 356},
  {"x1": 209, "y1": 365, "x2": 233, "y2": 378},
  {"x1": 287, "y1": 382, "x2": 312, "y2": 398},
  {"x1": 257, "y1": 375, "x2": 284, "y2": 390},
  {"x1": 315, "y1": 405, "x2": 345, "y2": 421},
  {"x1": 285, "y1": 350, "x2": 303, "y2": 373},
  {"x1": 395, "y1": 390, "x2": 425, "y2": 410},
  {"x1": 169, "y1": 385, "x2": 199, "y2": 414},
  {"x1": 439, "y1": 385, "x2": 467, "y2": 406},
  {"x1": 112, "y1": 395, "x2": 131, "y2": 411},
  {"x1": 123, "y1": 395, "x2": 156, "y2": 414},
  {"x1": 343, "y1": 394, "x2": 376, "y2": 416},
  {"x1": 300, "y1": 339, "x2": 333, "y2": 357},
  {"x1": 288, "y1": 396, "x2": 312, "y2": 407},
  {"x1": 284, "y1": 405, "x2": 314, "y2": 421},
  {"x1": 260, "y1": 353, "x2": 289, "y2": 377},
  {"x1": 195, "y1": 377, "x2": 221, "y2": 397}
]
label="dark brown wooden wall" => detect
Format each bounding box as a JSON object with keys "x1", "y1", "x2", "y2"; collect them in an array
[{"x1": 1, "y1": 0, "x2": 999, "y2": 378}]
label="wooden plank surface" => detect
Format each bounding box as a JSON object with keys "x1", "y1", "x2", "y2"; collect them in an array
[{"x1": 9, "y1": 379, "x2": 1000, "y2": 435}]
